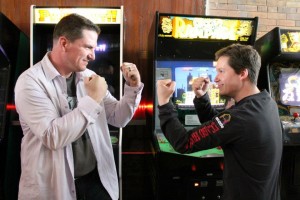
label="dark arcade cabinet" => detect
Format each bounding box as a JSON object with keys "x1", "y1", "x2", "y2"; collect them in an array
[
  {"x1": 0, "y1": 44, "x2": 10, "y2": 141},
  {"x1": 151, "y1": 12, "x2": 258, "y2": 200},
  {"x1": 0, "y1": 12, "x2": 30, "y2": 200},
  {"x1": 255, "y1": 27, "x2": 300, "y2": 200}
]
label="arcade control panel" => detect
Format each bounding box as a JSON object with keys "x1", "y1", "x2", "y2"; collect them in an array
[{"x1": 281, "y1": 113, "x2": 300, "y2": 145}]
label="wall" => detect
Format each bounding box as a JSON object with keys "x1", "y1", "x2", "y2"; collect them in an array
[
  {"x1": 208, "y1": 0, "x2": 300, "y2": 38},
  {"x1": 2, "y1": 0, "x2": 300, "y2": 102},
  {"x1": 0, "y1": 0, "x2": 206, "y2": 105}
]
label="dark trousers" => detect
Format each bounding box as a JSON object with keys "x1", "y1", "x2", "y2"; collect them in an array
[{"x1": 75, "y1": 168, "x2": 112, "y2": 200}]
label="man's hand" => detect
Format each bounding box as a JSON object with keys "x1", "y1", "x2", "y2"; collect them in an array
[
  {"x1": 84, "y1": 74, "x2": 107, "y2": 103},
  {"x1": 120, "y1": 62, "x2": 141, "y2": 87},
  {"x1": 156, "y1": 79, "x2": 176, "y2": 106},
  {"x1": 192, "y1": 77, "x2": 210, "y2": 98}
]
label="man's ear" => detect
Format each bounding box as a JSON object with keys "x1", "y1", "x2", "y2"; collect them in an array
[
  {"x1": 59, "y1": 36, "x2": 68, "y2": 50},
  {"x1": 240, "y1": 68, "x2": 249, "y2": 80}
]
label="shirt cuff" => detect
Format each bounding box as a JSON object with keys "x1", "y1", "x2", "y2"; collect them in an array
[{"x1": 124, "y1": 82, "x2": 144, "y2": 95}]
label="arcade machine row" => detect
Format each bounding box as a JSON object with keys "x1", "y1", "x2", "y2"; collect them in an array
[
  {"x1": 152, "y1": 12, "x2": 258, "y2": 200},
  {"x1": 0, "y1": 12, "x2": 30, "y2": 200},
  {"x1": 30, "y1": 4, "x2": 124, "y2": 193},
  {"x1": 255, "y1": 27, "x2": 300, "y2": 200}
]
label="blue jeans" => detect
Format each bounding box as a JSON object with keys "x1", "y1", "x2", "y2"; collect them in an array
[{"x1": 75, "y1": 168, "x2": 112, "y2": 200}]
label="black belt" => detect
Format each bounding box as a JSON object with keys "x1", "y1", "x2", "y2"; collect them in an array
[
  {"x1": 74, "y1": 167, "x2": 112, "y2": 200},
  {"x1": 74, "y1": 167, "x2": 98, "y2": 183}
]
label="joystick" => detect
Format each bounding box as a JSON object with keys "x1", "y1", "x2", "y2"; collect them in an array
[{"x1": 293, "y1": 112, "x2": 300, "y2": 122}]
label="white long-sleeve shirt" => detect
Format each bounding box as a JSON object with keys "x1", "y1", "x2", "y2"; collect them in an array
[{"x1": 15, "y1": 53, "x2": 143, "y2": 200}]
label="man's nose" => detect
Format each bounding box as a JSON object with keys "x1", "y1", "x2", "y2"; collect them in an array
[
  {"x1": 214, "y1": 75, "x2": 218, "y2": 82},
  {"x1": 88, "y1": 51, "x2": 95, "y2": 61}
]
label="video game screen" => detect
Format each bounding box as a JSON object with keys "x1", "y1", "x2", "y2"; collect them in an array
[
  {"x1": 269, "y1": 63, "x2": 300, "y2": 115},
  {"x1": 280, "y1": 30, "x2": 300, "y2": 53},
  {"x1": 156, "y1": 60, "x2": 225, "y2": 108},
  {"x1": 279, "y1": 68, "x2": 300, "y2": 106}
]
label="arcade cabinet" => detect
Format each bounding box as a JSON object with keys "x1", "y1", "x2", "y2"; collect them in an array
[
  {"x1": 0, "y1": 12, "x2": 30, "y2": 200},
  {"x1": 0, "y1": 45, "x2": 10, "y2": 142},
  {"x1": 151, "y1": 12, "x2": 258, "y2": 200},
  {"x1": 30, "y1": 5, "x2": 125, "y2": 197},
  {"x1": 255, "y1": 27, "x2": 300, "y2": 200}
]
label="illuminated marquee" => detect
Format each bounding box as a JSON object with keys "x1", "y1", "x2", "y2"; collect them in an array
[
  {"x1": 159, "y1": 15, "x2": 254, "y2": 41},
  {"x1": 34, "y1": 8, "x2": 121, "y2": 24}
]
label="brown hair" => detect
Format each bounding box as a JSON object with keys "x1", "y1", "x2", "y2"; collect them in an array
[
  {"x1": 53, "y1": 13, "x2": 101, "y2": 42},
  {"x1": 215, "y1": 43, "x2": 261, "y2": 84}
]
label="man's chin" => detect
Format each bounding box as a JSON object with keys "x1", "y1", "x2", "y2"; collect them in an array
[
  {"x1": 218, "y1": 89, "x2": 223, "y2": 95},
  {"x1": 79, "y1": 65, "x2": 88, "y2": 71},
  {"x1": 219, "y1": 91, "x2": 227, "y2": 97}
]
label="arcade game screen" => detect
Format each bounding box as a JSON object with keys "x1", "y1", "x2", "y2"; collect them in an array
[
  {"x1": 280, "y1": 30, "x2": 300, "y2": 53},
  {"x1": 269, "y1": 63, "x2": 300, "y2": 116},
  {"x1": 156, "y1": 60, "x2": 225, "y2": 108}
]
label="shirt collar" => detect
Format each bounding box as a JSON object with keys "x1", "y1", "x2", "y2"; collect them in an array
[
  {"x1": 41, "y1": 52, "x2": 62, "y2": 81},
  {"x1": 41, "y1": 52, "x2": 84, "y2": 83}
]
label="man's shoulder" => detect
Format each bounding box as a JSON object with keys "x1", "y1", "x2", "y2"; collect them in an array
[{"x1": 21, "y1": 63, "x2": 44, "y2": 78}]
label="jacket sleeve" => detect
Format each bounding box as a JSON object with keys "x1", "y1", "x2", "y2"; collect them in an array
[
  {"x1": 158, "y1": 101, "x2": 242, "y2": 154},
  {"x1": 193, "y1": 93, "x2": 219, "y2": 123}
]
